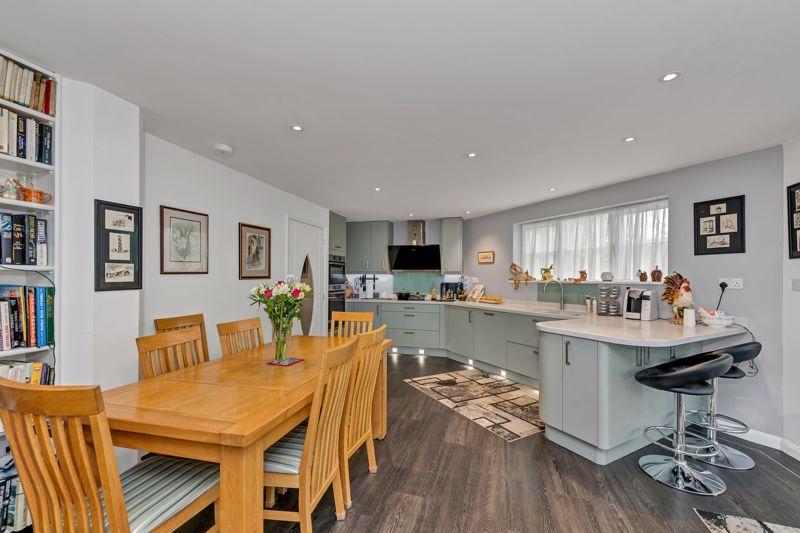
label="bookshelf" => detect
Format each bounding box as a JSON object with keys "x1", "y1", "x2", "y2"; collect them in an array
[{"x1": 0, "y1": 46, "x2": 59, "y2": 377}]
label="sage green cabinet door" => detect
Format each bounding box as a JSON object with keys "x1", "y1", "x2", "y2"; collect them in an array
[
  {"x1": 329, "y1": 212, "x2": 347, "y2": 256},
  {"x1": 562, "y1": 336, "x2": 598, "y2": 445},
  {"x1": 473, "y1": 310, "x2": 506, "y2": 369},
  {"x1": 506, "y1": 341, "x2": 539, "y2": 378},
  {"x1": 445, "y1": 306, "x2": 474, "y2": 357},
  {"x1": 369, "y1": 221, "x2": 393, "y2": 274},
  {"x1": 539, "y1": 332, "x2": 563, "y2": 429},
  {"x1": 440, "y1": 217, "x2": 463, "y2": 274},
  {"x1": 346, "y1": 222, "x2": 371, "y2": 273}
]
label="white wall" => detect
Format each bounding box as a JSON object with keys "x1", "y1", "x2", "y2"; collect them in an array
[
  {"x1": 783, "y1": 138, "x2": 800, "y2": 458},
  {"x1": 141, "y1": 135, "x2": 329, "y2": 356}
]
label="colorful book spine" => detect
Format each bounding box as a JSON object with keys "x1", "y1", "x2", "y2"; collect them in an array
[
  {"x1": 14, "y1": 116, "x2": 24, "y2": 160},
  {"x1": 35, "y1": 219, "x2": 47, "y2": 267},
  {"x1": 25, "y1": 288, "x2": 35, "y2": 347},
  {"x1": 45, "y1": 287, "x2": 54, "y2": 345},
  {"x1": 23, "y1": 215, "x2": 36, "y2": 266},
  {"x1": 24, "y1": 118, "x2": 35, "y2": 162},
  {"x1": 9, "y1": 216, "x2": 24, "y2": 266},
  {"x1": 35, "y1": 287, "x2": 45, "y2": 348},
  {"x1": 6, "y1": 112, "x2": 16, "y2": 158},
  {"x1": 0, "y1": 301, "x2": 10, "y2": 351},
  {"x1": 0, "y1": 214, "x2": 12, "y2": 265},
  {"x1": 6, "y1": 298, "x2": 21, "y2": 349},
  {"x1": 0, "y1": 109, "x2": 7, "y2": 154}
]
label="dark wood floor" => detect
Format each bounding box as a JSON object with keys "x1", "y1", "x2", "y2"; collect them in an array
[{"x1": 191, "y1": 354, "x2": 800, "y2": 532}]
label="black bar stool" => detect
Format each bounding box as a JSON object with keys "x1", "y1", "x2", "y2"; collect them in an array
[
  {"x1": 635, "y1": 352, "x2": 733, "y2": 496},
  {"x1": 686, "y1": 341, "x2": 762, "y2": 470}
]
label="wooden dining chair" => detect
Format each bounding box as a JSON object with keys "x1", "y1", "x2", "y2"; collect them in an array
[
  {"x1": 0, "y1": 378, "x2": 220, "y2": 533},
  {"x1": 262, "y1": 339, "x2": 357, "y2": 532},
  {"x1": 329, "y1": 311, "x2": 374, "y2": 339},
  {"x1": 216, "y1": 317, "x2": 264, "y2": 356},
  {"x1": 338, "y1": 325, "x2": 387, "y2": 509},
  {"x1": 154, "y1": 313, "x2": 210, "y2": 364},
  {"x1": 136, "y1": 326, "x2": 207, "y2": 379}
]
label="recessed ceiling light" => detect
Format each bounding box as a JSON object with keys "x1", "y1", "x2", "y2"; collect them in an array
[
  {"x1": 374, "y1": 187, "x2": 381, "y2": 191},
  {"x1": 409, "y1": 213, "x2": 414, "y2": 217},
  {"x1": 290, "y1": 124, "x2": 304, "y2": 132},
  {"x1": 467, "y1": 152, "x2": 477, "y2": 158},
  {"x1": 549, "y1": 187, "x2": 557, "y2": 192},
  {"x1": 623, "y1": 136, "x2": 637, "y2": 143},
  {"x1": 212, "y1": 143, "x2": 234, "y2": 158},
  {"x1": 466, "y1": 211, "x2": 471, "y2": 214},
  {"x1": 659, "y1": 71, "x2": 681, "y2": 83}
]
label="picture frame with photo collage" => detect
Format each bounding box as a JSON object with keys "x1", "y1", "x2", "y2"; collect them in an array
[
  {"x1": 694, "y1": 195, "x2": 745, "y2": 255},
  {"x1": 788, "y1": 181, "x2": 800, "y2": 259},
  {"x1": 94, "y1": 199, "x2": 143, "y2": 291}
]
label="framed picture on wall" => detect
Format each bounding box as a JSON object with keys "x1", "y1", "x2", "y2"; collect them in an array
[
  {"x1": 160, "y1": 205, "x2": 209, "y2": 274},
  {"x1": 788, "y1": 181, "x2": 800, "y2": 259},
  {"x1": 94, "y1": 200, "x2": 142, "y2": 291},
  {"x1": 693, "y1": 195, "x2": 745, "y2": 255},
  {"x1": 477, "y1": 250, "x2": 495, "y2": 264},
  {"x1": 239, "y1": 223, "x2": 271, "y2": 279}
]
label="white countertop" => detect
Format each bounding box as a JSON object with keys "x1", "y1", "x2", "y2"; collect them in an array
[
  {"x1": 348, "y1": 298, "x2": 585, "y2": 319},
  {"x1": 536, "y1": 314, "x2": 745, "y2": 347}
]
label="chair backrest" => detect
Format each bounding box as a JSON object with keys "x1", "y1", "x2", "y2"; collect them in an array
[
  {"x1": 154, "y1": 313, "x2": 210, "y2": 363},
  {"x1": 0, "y1": 379, "x2": 130, "y2": 532},
  {"x1": 341, "y1": 325, "x2": 387, "y2": 456},
  {"x1": 136, "y1": 326, "x2": 206, "y2": 379},
  {"x1": 300, "y1": 339, "x2": 356, "y2": 505},
  {"x1": 217, "y1": 317, "x2": 265, "y2": 356},
  {"x1": 329, "y1": 311, "x2": 374, "y2": 339}
]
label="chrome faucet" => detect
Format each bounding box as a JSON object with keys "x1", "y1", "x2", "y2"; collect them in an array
[{"x1": 544, "y1": 279, "x2": 565, "y2": 310}]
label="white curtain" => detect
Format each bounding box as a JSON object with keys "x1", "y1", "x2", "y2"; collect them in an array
[{"x1": 518, "y1": 199, "x2": 668, "y2": 281}]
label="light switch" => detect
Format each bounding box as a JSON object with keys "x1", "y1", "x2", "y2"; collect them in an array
[{"x1": 793, "y1": 279, "x2": 800, "y2": 292}]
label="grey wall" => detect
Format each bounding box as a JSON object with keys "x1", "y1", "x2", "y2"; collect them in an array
[{"x1": 464, "y1": 146, "x2": 784, "y2": 437}]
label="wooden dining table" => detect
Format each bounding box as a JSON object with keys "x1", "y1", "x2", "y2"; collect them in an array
[{"x1": 99, "y1": 335, "x2": 391, "y2": 533}]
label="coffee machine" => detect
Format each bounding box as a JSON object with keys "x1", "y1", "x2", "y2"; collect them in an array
[{"x1": 623, "y1": 289, "x2": 658, "y2": 320}]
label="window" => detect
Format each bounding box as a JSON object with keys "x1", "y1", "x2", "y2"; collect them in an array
[{"x1": 515, "y1": 198, "x2": 668, "y2": 281}]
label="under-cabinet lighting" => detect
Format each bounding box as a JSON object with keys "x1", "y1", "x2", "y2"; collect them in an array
[
  {"x1": 418, "y1": 349, "x2": 425, "y2": 355},
  {"x1": 468, "y1": 358, "x2": 474, "y2": 365},
  {"x1": 500, "y1": 369, "x2": 507, "y2": 377},
  {"x1": 392, "y1": 347, "x2": 398, "y2": 353}
]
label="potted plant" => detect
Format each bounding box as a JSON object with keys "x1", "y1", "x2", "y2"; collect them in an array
[{"x1": 249, "y1": 275, "x2": 312, "y2": 361}]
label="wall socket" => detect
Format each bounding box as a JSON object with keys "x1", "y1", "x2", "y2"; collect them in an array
[{"x1": 719, "y1": 278, "x2": 743, "y2": 289}]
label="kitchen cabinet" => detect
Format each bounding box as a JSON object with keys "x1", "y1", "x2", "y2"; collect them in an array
[
  {"x1": 445, "y1": 306, "x2": 474, "y2": 358},
  {"x1": 369, "y1": 221, "x2": 393, "y2": 274},
  {"x1": 473, "y1": 310, "x2": 506, "y2": 369},
  {"x1": 440, "y1": 217, "x2": 463, "y2": 274},
  {"x1": 344, "y1": 301, "x2": 381, "y2": 324},
  {"x1": 506, "y1": 342, "x2": 539, "y2": 379},
  {"x1": 539, "y1": 332, "x2": 563, "y2": 429},
  {"x1": 329, "y1": 211, "x2": 347, "y2": 256},
  {"x1": 346, "y1": 222, "x2": 371, "y2": 273},
  {"x1": 386, "y1": 329, "x2": 439, "y2": 349},
  {"x1": 561, "y1": 336, "x2": 598, "y2": 445},
  {"x1": 506, "y1": 314, "x2": 543, "y2": 347},
  {"x1": 382, "y1": 311, "x2": 439, "y2": 331},
  {"x1": 345, "y1": 220, "x2": 393, "y2": 274}
]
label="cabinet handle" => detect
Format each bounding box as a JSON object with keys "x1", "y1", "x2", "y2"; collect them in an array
[
  {"x1": 643, "y1": 347, "x2": 650, "y2": 365},
  {"x1": 404, "y1": 331, "x2": 415, "y2": 335},
  {"x1": 483, "y1": 312, "x2": 495, "y2": 316},
  {"x1": 382, "y1": 259, "x2": 386, "y2": 270},
  {"x1": 403, "y1": 306, "x2": 415, "y2": 310},
  {"x1": 444, "y1": 258, "x2": 448, "y2": 270},
  {"x1": 468, "y1": 311, "x2": 472, "y2": 323},
  {"x1": 404, "y1": 314, "x2": 415, "y2": 317},
  {"x1": 565, "y1": 340, "x2": 571, "y2": 366},
  {"x1": 636, "y1": 347, "x2": 642, "y2": 367}
]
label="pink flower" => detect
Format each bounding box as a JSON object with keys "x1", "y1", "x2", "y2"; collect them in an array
[
  {"x1": 291, "y1": 288, "x2": 301, "y2": 298},
  {"x1": 263, "y1": 289, "x2": 273, "y2": 298}
]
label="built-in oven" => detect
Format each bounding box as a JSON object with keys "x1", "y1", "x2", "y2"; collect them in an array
[{"x1": 329, "y1": 254, "x2": 346, "y2": 328}]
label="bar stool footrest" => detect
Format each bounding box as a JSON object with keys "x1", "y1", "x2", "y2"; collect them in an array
[
  {"x1": 685, "y1": 409, "x2": 749, "y2": 434},
  {"x1": 643, "y1": 425, "x2": 719, "y2": 458}
]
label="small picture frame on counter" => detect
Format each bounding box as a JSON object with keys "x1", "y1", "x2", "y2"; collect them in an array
[
  {"x1": 788, "y1": 181, "x2": 800, "y2": 259},
  {"x1": 693, "y1": 195, "x2": 745, "y2": 255}
]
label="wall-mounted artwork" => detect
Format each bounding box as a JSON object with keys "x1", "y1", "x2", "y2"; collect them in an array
[
  {"x1": 694, "y1": 195, "x2": 745, "y2": 255},
  {"x1": 477, "y1": 250, "x2": 495, "y2": 264},
  {"x1": 239, "y1": 222, "x2": 271, "y2": 279},
  {"x1": 788, "y1": 181, "x2": 800, "y2": 259},
  {"x1": 94, "y1": 200, "x2": 142, "y2": 291},
  {"x1": 160, "y1": 206, "x2": 209, "y2": 274}
]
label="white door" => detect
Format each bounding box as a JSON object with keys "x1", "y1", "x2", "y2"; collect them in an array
[{"x1": 288, "y1": 218, "x2": 326, "y2": 336}]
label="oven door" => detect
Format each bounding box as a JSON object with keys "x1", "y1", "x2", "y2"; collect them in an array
[
  {"x1": 329, "y1": 261, "x2": 346, "y2": 286},
  {"x1": 328, "y1": 290, "x2": 345, "y2": 327}
]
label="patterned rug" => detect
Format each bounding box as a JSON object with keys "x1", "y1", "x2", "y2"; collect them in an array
[
  {"x1": 696, "y1": 509, "x2": 800, "y2": 532},
  {"x1": 403, "y1": 369, "x2": 544, "y2": 442}
]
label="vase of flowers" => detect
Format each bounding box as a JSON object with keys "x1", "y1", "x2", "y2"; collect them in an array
[{"x1": 249, "y1": 275, "x2": 312, "y2": 362}]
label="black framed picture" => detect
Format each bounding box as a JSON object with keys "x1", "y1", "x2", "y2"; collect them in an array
[
  {"x1": 693, "y1": 195, "x2": 745, "y2": 255},
  {"x1": 788, "y1": 181, "x2": 800, "y2": 259},
  {"x1": 94, "y1": 200, "x2": 143, "y2": 291}
]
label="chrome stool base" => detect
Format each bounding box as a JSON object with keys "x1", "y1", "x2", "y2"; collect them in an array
[
  {"x1": 639, "y1": 455, "x2": 727, "y2": 496},
  {"x1": 696, "y1": 441, "x2": 755, "y2": 470}
]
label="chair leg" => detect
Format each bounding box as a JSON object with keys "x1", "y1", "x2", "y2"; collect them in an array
[
  {"x1": 339, "y1": 450, "x2": 353, "y2": 509},
  {"x1": 298, "y1": 489, "x2": 314, "y2": 533},
  {"x1": 265, "y1": 486, "x2": 276, "y2": 508},
  {"x1": 366, "y1": 433, "x2": 378, "y2": 474},
  {"x1": 332, "y1": 470, "x2": 347, "y2": 521}
]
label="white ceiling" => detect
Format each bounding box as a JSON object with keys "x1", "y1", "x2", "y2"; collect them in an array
[{"x1": 3, "y1": 1, "x2": 800, "y2": 220}]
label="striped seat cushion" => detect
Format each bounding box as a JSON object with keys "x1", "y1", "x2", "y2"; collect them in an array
[
  {"x1": 264, "y1": 421, "x2": 308, "y2": 474},
  {"x1": 108, "y1": 455, "x2": 219, "y2": 533}
]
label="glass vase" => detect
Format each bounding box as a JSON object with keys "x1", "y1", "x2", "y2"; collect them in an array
[{"x1": 271, "y1": 318, "x2": 292, "y2": 362}]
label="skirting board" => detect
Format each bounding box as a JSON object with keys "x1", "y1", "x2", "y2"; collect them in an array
[{"x1": 782, "y1": 438, "x2": 800, "y2": 462}]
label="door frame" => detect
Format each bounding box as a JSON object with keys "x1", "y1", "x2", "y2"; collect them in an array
[{"x1": 285, "y1": 215, "x2": 328, "y2": 334}]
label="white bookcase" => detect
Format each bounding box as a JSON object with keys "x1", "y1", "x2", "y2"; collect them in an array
[{"x1": 0, "y1": 46, "x2": 60, "y2": 381}]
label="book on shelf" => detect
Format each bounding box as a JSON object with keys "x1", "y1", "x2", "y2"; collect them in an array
[
  {"x1": 0, "y1": 55, "x2": 56, "y2": 116},
  {"x1": 0, "y1": 107, "x2": 53, "y2": 164},
  {"x1": 0, "y1": 361, "x2": 53, "y2": 385},
  {"x1": 0, "y1": 214, "x2": 48, "y2": 267},
  {"x1": 0, "y1": 285, "x2": 53, "y2": 352}
]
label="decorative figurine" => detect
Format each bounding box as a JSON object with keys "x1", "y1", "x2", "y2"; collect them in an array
[
  {"x1": 661, "y1": 271, "x2": 695, "y2": 324},
  {"x1": 578, "y1": 269, "x2": 588, "y2": 281},
  {"x1": 601, "y1": 271, "x2": 614, "y2": 281},
  {"x1": 509, "y1": 262, "x2": 535, "y2": 290},
  {"x1": 540, "y1": 264, "x2": 554, "y2": 281},
  {"x1": 637, "y1": 269, "x2": 648, "y2": 282},
  {"x1": 650, "y1": 266, "x2": 663, "y2": 282}
]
